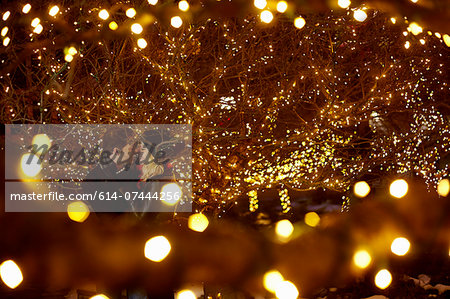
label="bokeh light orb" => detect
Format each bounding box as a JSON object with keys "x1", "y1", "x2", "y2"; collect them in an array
[
  {"x1": 374, "y1": 269, "x2": 392, "y2": 289},
  {"x1": 188, "y1": 213, "x2": 209, "y2": 232},
  {"x1": 389, "y1": 179, "x2": 408, "y2": 198},
  {"x1": 353, "y1": 249, "x2": 372, "y2": 269},
  {"x1": 275, "y1": 219, "x2": 294, "y2": 238},
  {"x1": 263, "y1": 270, "x2": 284, "y2": 293},
  {"x1": 144, "y1": 236, "x2": 171, "y2": 262},
  {"x1": 353, "y1": 181, "x2": 370, "y2": 198},
  {"x1": 0, "y1": 260, "x2": 23, "y2": 289},
  {"x1": 390, "y1": 237, "x2": 410, "y2": 256}
]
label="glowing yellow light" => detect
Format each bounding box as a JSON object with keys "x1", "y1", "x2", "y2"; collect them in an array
[
  {"x1": 389, "y1": 179, "x2": 408, "y2": 198},
  {"x1": 22, "y1": 4, "x2": 32, "y2": 14},
  {"x1": 98, "y1": 9, "x2": 109, "y2": 20},
  {"x1": 176, "y1": 289, "x2": 196, "y2": 299},
  {"x1": 275, "y1": 280, "x2": 299, "y2": 299},
  {"x1": 160, "y1": 182, "x2": 182, "y2": 205},
  {"x1": 404, "y1": 41, "x2": 410, "y2": 49},
  {"x1": 178, "y1": 1, "x2": 190, "y2": 12},
  {"x1": 2, "y1": 11, "x2": 10, "y2": 21},
  {"x1": 443, "y1": 34, "x2": 450, "y2": 47},
  {"x1": 144, "y1": 235, "x2": 171, "y2": 262},
  {"x1": 126, "y1": 8, "x2": 136, "y2": 18},
  {"x1": 171, "y1": 16, "x2": 183, "y2": 28},
  {"x1": 353, "y1": 181, "x2": 370, "y2": 198},
  {"x1": 260, "y1": 10, "x2": 273, "y2": 24},
  {"x1": 32, "y1": 134, "x2": 51, "y2": 150},
  {"x1": 137, "y1": 38, "x2": 148, "y2": 49},
  {"x1": 434, "y1": 32, "x2": 441, "y2": 38},
  {"x1": 276, "y1": 1, "x2": 288, "y2": 13},
  {"x1": 3, "y1": 37, "x2": 10, "y2": 46},
  {"x1": 410, "y1": 0, "x2": 418, "y2": 3},
  {"x1": 49, "y1": 5, "x2": 59, "y2": 17},
  {"x1": 437, "y1": 179, "x2": 449, "y2": 197},
  {"x1": 391, "y1": 237, "x2": 410, "y2": 256},
  {"x1": 90, "y1": 295, "x2": 110, "y2": 299},
  {"x1": 293, "y1": 17, "x2": 305, "y2": 29},
  {"x1": 353, "y1": 9, "x2": 367, "y2": 22},
  {"x1": 254, "y1": 0, "x2": 267, "y2": 10},
  {"x1": 67, "y1": 202, "x2": 90, "y2": 223},
  {"x1": 108, "y1": 21, "x2": 118, "y2": 30},
  {"x1": 338, "y1": 0, "x2": 351, "y2": 9},
  {"x1": 1, "y1": 27, "x2": 8, "y2": 37},
  {"x1": 188, "y1": 213, "x2": 209, "y2": 232},
  {"x1": 68, "y1": 46, "x2": 77, "y2": 56},
  {"x1": 65, "y1": 54, "x2": 74, "y2": 62},
  {"x1": 353, "y1": 250, "x2": 372, "y2": 269},
  {"x1": 374, "y1": 269, "x2": 392, "y2": 289},
  {"x1": 33, "y1": 24, "x2": 43, "y2": 34},
  {"x1": 131, "y1": 23, "x2": 143, "y2": 34},
  {"x1": 31, "y1": 18, "x2": 40, "y2": 28},
  {"x1": 390, "y1": 17, "x2": 396, "y2": 24},
  {"x1": 21, "y1": 153, "x2": 42, "y2": 177},
  {"x1": 263, "y1": 270, "x2": 284, "y2": 293},
  {"x1": 304, "y1": 212, "x2": 320, "y2": 227},
  {"x1": 419, "y1": 38, "x2": 425, "y2": 45},
  {"x1": 0, "y1": 260, "x2": 23, "y2": 289},
  {"x1": 275, "y1": 219, "x2": 294, "y2": 238},
  {"x1": 148, "y1": 0, "x2": 158, "y2": 5},
  {"x1": 408, "y1": 22, "x2": 423, "y2": 35}
]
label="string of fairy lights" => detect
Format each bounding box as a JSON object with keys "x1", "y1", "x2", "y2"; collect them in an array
[{"x1": 0, "y1": 0, "x2": 449, "y2": 216}]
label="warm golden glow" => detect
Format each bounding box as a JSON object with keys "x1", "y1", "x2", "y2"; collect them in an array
[
  {"x1": 137, "y1": 38, "x2": 147, "y2": 49},
  {"x1": 254, "y1": 0, "x2": 267, "y2": 10},
  {"x1": 176, "y1": 289, "x2": 196, "y2": 299},
  {"x1": 131, "y1": 23, "x2": 143, "y2": 34},
  {"x1": 148, "y1": 0, "x2": 158, "y2": 5},
  {"x1": 263, "y1": 270, "x2": 284, "y2": 293},
  {"x1": 443, "y1": 34, "x2": 450, "y2": 47},
  {"x1": 338, "y1": 0, "x2": 351, "y2": 9},
  {"x1": 389, "y1": 179, "x2": 408, "y2": 198},
  {"x1": 391, "y1": 237, "x2": 410, "y2": 256},
  {"x1": 126, "y1": 8, "x2": 137, "y2": 18},
  {"x1": 90, "y1": 295, "x2": 110, "y2": 299},
  {"x1": 188, "y1": 213, "x2": 209, "y2": 232},
  {"x1": 68, "y1": 47, "x2": 77, "y2": 56},
  {"x1": 437, "y1": 179, "x2": 449, "y2": 197},
  {"x1": 2, "y1": 11, "x2": 10, "y2": 21},
  {"x1": 275, "y1": 219, "x2": 294, "y2": 238},
  {"x1": 31, "y1": 18, "x2": 40, "y2": 28},
  {"x1": 98, "y1": 9, "x2": 109, "y2": 20},
  {"x1": 49, "y1": 5, "x2": 60, "y2": 17},
  {"x1": 109, "y1": 21, "x2": 118, "y2": 31},
  {"x1": 21, "y1": 153, "x2": 42, "y2": 177},
  {"x1": 404, "y1": 41, "x2": 411, "y2": 49},
  {"x1": 0, "y1": 260, "x2": 23, "y2": 289},
  {"x1": 276, "y1": 1, "x2": 288, "y2": 13},
  {"x1": 22, "y1": 4, "x2": 32, "y2": 14},
  {"x1": 390, "y1": 17, "x2": 396, "y2": 24},
  {"x1": 275, "y1": 280, "x2": 299, "y2": 299},
  {"x1": 294, "y1": 17, "x2": 305, "y2": 29},
  {"x1": 178, "y1": 1, "x2": 190, "y2": 12},
  {"x1": 353, "y1": 181, "x2": 370, "y2": 198},
  {"x1": 32, "y1": 134, "x2": 51, "y2": 153},
  {"x1": 353, "y1": 9, "x2": 367, "y2": 22},
  {"x1": 160, "y1": 182, "x2": 182, "y2": 205},
  {"x1": 144, "y1": 236, "x2": 171, "y2": 262},
  {"x1": 353, "y1": 250, "x2": 372, "y2": 269},
  {"x1": 3, "y1": 37, "x2": 10, "y2": 46},
  {"x1": 65, "y1": 54, "x2": 74, "y2": 62},
  {"x1": 33, "y1": 24, "x2": 43, "y2": 34},
  {"x1": 1, "y1": 27, "x2": 8, "y2": 37},
  {"x1": 375, "y1": 269, "x2": 392, "y2": 289},
  {"x1": 260, "y1": 10, "x2": 273, "y2": 24},
  {"x1": 408, "y1": 22, "x2": 423, "y2": 35},
  {"x1": 304, "y1": 212, "x2": 320, "y2": 227},
  {"x1": 67, "y1": 202, "x2": 90, "y2": 223},
  {"x1": 171, "y1": 16, "x2": 183, "y2": 28}
]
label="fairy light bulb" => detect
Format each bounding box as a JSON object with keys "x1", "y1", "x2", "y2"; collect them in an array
[
  {"x1": 391, "y1": 237, "x2": 410, "y2": 256},
  {"x1": 178, "y1": 1, "x2": 189, "y2": 12},
  {"x1": 137, "y1": 38, "x2": 147, "y2": 49},
  {"x1": 338, "y1": 0, "x2": 351, "y2": 9},
  {"x1": 22, "y1": 4, "x2": 32, "y2": 14},
  {"x1": 276, "y1": 1, "x2": 288, "y2": 13},
  {"x1": 171, "y1": 16, "x2": 183, "y2": 28},
  {"x1": 353, "y1": 9, "x2": 367, "y2": 22},
  {"x1": 375, "y1": 269, "x2": 392, "y2": 289},
  {"x1": 98, "y1": 9, "x2": 109, "y2": 20},
  {"x1": 49, "y1": 5, "x2": 59, "y2": 17},
  {"x1": 126, "y1": 8, "x2": 136, "y2": 18},
  {"x1": 354, "y1": 181, "x2": 370, "y2": 197},
  {"x1": 260, "y1": 10, "x2": 273, "y2": 24},
  {"x1": 294, "y1": 17, "x2": 306, "y2": 29},
  {"x1": 389, "y1": 179, "x2": 408, "y2": 198},
  {"x1": 254, "y1": 0, "x2": 267, "y2": 10},
  {"x1": 131, "y1": 23, "x2": 143, "y2": 34}
]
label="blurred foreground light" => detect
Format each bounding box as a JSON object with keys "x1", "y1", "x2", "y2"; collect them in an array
[
  {"x1": 137, "y1": 38, "x2": 147, "y2": 49},
  {"x1": 144, "y1": 236, "x2": 171, "y2": 262},
  {"x1": 437, "y1": 179, "x2": 449, "y2": 197},
  {"x1": 33, "y1": 24, "x2": 43, "y2": 34},
  {"x1": 178, "y1": 1, "x2": 190, "y2": 12},
  {"x1": 353, "y1": 9, "x2": 367, "y2": 22},
  {"x1": 275, "y1": 219, "x2": 294, "y2": 238},
  {"x1": 31, "y1": 18, "x2": 40, "y2": 28},
  {"x1": 65, "y1": 54, "x2": 74, "y2": 62},
  {"x1": 443, "y1": 34, "x2": 450, "y2": 47},
  {"x1": 68, "y1": 46, "x2": 77, "y2": 56},
  {"x1": 126, "y1": 8, "x2": 136, "y2": 18},
  {"x1": 67, "y1": 202, "x2": 90, "y2": 223},
  {"x1": 389, "y1": 179, "x2": 408, "y2": 198},
  {"x1": 276, "y1": 1, "x2": 288, "y2": 13},
  {"x1": 3, "y1": 36, "x2": 10, "y2": 46},
  {"x1": 32, "y1": 134, "x2": 51, "y2": 150},
  {"x1": 408, "y1": 22, "x2": 423, "y2": 35},
  {"x1": 171, "y1": 16, "x2": 183, "y2": 28},
  {"x1": 148, "y1": 0, "x2": 158, "y2": 5},
  {"x1": 390, "y1": 17, "x2": 396, "y2": 24},
  {"x1": 176, "y1": 289, "x2": 196, "y2": 299},
  {"x1": 263, "y1": 270, "x2": 284, "y2": 293},
  {"x1": 2, "y1": 11, "x2": 10, "y2": 21},
  {"x1": 391, "y1": 237, "x2": 410, "y2": 256},
  {"x1": 375, "y1": 269, "x2": 392, "y2": 289},
  {"x1": 338, "y1": 0, "x2": 351, "y2": 9},
  {"x1": 49, "y1": 5, "x2": 59, "y2": 17},
  {"x1": 354, "y1": 181, "x2": 370, "y2": 197},
  {"x1": 0, "y1": 260, "x2": 23, "y2": 289},
  {"x1": 275, "y1": 280, "x2": 299, "y2": 299},
  {"x1": 22, "y1": 4, "x2": 32, "y2": 14},
  {"x1": 254, "y1": 0, "x2": 267, "y2": 10},
  {"x1": 131, "y1": 23, "x2": 143, "y2": 34},
  {"x1": 21, "y1": 153, "x2": 42, "y2": 177},
  {"x1": 304, "y1": 212, "x2": 320, "y2": 227},
  {"x1": 188, "y1": 213, "x2": 209, "y2": 232},
  {"x1": 353, "y1": 250, "x2": 371, "y2": 269},
  {"x1": 294, "y1": 17, "x2": 305, "y2": 29},
  {"x1": 98, "y1": 9, "x2": 109, "y2": 20},
  {"x1": 260, "y1": 10, "x2": 273, "y2": 23},
  {"x1": 160, "y1": 182, "x2": 182, "y2": 205},
  {"x1": 109, "y1": 21, "x2": 118, "y2": 30},
  {"x1": 404, "y1": 41, "x2": 411, "y2": 49},
  {"x1": 1, "y1": 27, "x2": 8, "y2": 37},
  {"x1": 90, "y1": 295, "x2": 110, "y2": 299}
]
